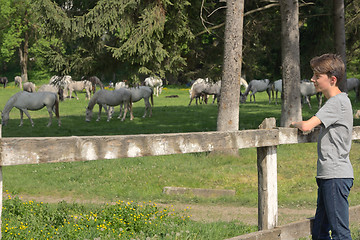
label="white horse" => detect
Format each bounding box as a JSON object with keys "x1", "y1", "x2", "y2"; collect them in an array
[
  {"x1": 85, "y1": 88, "x2": 134, "y2": 122},
  {"x1": 66, "y1": 80, "x2": 92, "y2": 100},
  {"x1": 23, "y1": 82, "x2": 36, "y2": 92},
  {"x1": 112, "y1": 86, "x2": 154, "y2": 118},
  {"x1": 347, "y1": 78, "x2": 360, "y2": 102},
  {"x1": 115, "y1": 81, "x2": 128, "y2": 89},
  {"x1": 144, "y1": 77, "x2": 163, "y2": 97},
  {"x1": 38, "y1": 84, "x2": 64, "y2": 101},
  {"x1": 270, "y1": 79, "x2": 282, "y2": 105},
  {"x1": 240, "y1": 79, "x2": 271, "y2": 103},
  {"x1": 49, "y1": 75, "x2": 72, "y2": 97},
  {"x1": 300, "y1": 80, "x2": 322, "y2": 109},
  {"x1": 188, "y1": 78, "x2": 209, "y2": 105},
  {"x1": 1, "y1": 91, "x2": 61, "y2": 127},
  {"x1": 240, "y1": 77, "x2": 248, "y2": 90},
  {"x1": 14, "y1": 76, "x2": 22, "y2": 88}
]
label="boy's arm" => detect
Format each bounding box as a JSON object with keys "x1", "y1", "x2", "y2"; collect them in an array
[{"x1": 290, "y1": 116, "x2": 322, "y2": 132}]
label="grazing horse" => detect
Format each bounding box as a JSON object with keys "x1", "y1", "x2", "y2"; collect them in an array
[
  {"x1": 0, "y1": 77, "x2": 8, "y2": 88},
  {"x1": 85, "y1": 88, "x2": 134, "y2": 122},
  {"x1": 66, "y1": 80, "x2": 92, "y2": 100},
  {"x1": 240, "y1": 79, "x2": 271, "y2": 103},
  {"x1": 300, "y1": 80, "x2": 322, "y2": 109},
  {"x1": 188, "y1": 78, "x2": 209, "y2": 105},
  {"x1": 81, "y1": 76, "x2": 104, "y2": 94},
  {"x1": 23, "y1": 82, "x2": 36, "y2": 92},
  {"x1": 14, "y1": 76, "x2": 22, "y2": 88},
  {"x1": 202, "y1": 81, "x2": 221, "y2": 104},
  {"x1": 240, "y1": 77, "x2": 248, "y2": 90},
  {"x1": 347, "y1": 78, "x2": 360, "y2": 102},
  {"x1": 1, "y1": 91, "x2": 60, "y2": 127},
  {"x1": 144, "y1": 76, "x2": 163, "y2": 97},
  {"x1": 112, "y1": 86, "x2": 154, "y2": 118},
  {"x1": 38, "y1": 84, "x2": 64, "y2": 101}
]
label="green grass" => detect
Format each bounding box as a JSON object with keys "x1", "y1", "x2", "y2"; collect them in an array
[{"x1": 1, "y1": 84, "x2": 360, "y2": 239}]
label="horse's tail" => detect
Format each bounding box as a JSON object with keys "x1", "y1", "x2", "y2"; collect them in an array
[
  {"x1": 54, "y1": 95, "x2": 60, "y2": 119},
  {"x1": 150, "y1": 90, "x2": 154, "y2": 106}
]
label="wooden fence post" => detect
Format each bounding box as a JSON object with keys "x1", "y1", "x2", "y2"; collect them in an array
[{"x1": 257, "y1": 118, "x2": 278, "y2": 230}]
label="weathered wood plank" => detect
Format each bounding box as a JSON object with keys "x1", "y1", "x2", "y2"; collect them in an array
[
  {"x1": 2, "y1": 126, "x2": 360, "y2": 166},
  {"x1": 0, "y1": 129, "x2": 279, "y2": 166}
]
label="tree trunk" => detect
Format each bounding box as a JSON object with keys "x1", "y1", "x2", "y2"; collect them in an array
[
  {"x1": 217, "y1": 0, "x2": 244, "y2": 132},
  {"x1": 280, "y1": 0, "x2": 302, "y2": 127},
  {"x1": 19, "y1": 31, "x2": 29, "y2": 83},
  {"x1": 333, "y1": 0, "x2": 347, "y2": 92}
]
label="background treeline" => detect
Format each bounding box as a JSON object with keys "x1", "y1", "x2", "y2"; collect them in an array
[{"x1": 1, "y1": 0, "x2": 360, "y2": 85}]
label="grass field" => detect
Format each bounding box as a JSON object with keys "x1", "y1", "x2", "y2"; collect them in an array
[{"x1": 1, "y1": 82, "x2": 360, "y2": 239}]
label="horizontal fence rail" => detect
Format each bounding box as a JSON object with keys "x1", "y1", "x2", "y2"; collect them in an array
[
  {"x1": 5, "y1": 126, "x2": 360, "y2": 166},
  {"x1": 1, "y1": 119, "x2": 360, "y2": 239}
]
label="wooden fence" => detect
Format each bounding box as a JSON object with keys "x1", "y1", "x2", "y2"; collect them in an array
[{"x1": 1, "y1": 117, "x2": 360, "y2": 239}]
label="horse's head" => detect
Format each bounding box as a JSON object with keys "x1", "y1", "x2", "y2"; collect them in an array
[
  {"x1": 240, "y1": 93, "x2": 247, "y2": 103},
  {"x1": 85, "y1": 107, "x2": 93, "y2": 122},
  {"x1": 1, "y1": 110, "x2": 9, "y2": 126}
]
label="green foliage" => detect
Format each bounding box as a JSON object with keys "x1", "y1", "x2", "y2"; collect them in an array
[{"x1": 32, "y1": 0, "x2": 193, "y2": 81}]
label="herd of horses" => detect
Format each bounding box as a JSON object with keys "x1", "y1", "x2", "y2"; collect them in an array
[
  {"x1": 1, "y1": 74, "x2": 360, "y2": 127},
  {"x1": 0, "y1": 75, "x2": 162, "y2": 127}
]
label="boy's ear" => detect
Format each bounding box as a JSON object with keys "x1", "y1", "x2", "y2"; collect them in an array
[{"x1": 331, "y1": 76, "x2": 337, "y2": 85}]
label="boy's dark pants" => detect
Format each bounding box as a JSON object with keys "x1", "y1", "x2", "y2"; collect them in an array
[{"x1": 312, "y1": 178, "x2": 353, "y2": 240}]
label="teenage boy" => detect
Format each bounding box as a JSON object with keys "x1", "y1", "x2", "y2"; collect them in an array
[{"x1": 290, "y1": 53, "x2": 354, "y2": 240}]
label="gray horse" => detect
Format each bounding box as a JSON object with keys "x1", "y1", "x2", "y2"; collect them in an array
[
  {"x1": 347, "y1": 78, "x2": 360, "y2": 101},
  {"x1": 240, "y1": 79, "x2": 271, "y2": 103},
  {"x1": 66, "y1": 80, "x2": 92, "y2": 100},
  {"x1": 112, "y1": 86, "x2": 154, "y2": 118},
  {"x1": 85, "y1": 88, "x2": 134, "y2": 122},
  {"x1": 300, "y1": 80, "x2": 322, "y2": 109},
  {"x1": 1, "y1": 91, "x2": 60, "y2": 127}
]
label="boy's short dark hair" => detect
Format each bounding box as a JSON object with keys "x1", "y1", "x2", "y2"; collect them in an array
[{"x1": 310, "y1": 53, "x2": 345, "y2": 86}]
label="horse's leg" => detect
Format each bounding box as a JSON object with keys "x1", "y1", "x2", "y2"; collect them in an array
[
  {"x1": 121, "y1": 102, "x2": 128, "y2": 121},
  {"x1": 128, "y1": 101, "x2": 134, "y2": 120},
  {"x1": 306, "y1": 96, "x2": 312, "y2": 109},
  {"x1": 143, "y1": 98, "x2": 150, "y2": 118},
  {"x1": 46, "y1": 106, "x2": 53, "y2": 127},
  {"x1": 316, "y1": 93, "x2": 322, "y2": 109},
  {"x1": 21, "y1": 109, "x2": 34, "y2": 127},
  {"x1": 188, "y1": 97, "x2": 194, "y2": 106},
  {"x1": 275, "y1": 91, "x2": 278, "y2": 105},
  {"x1": 117, "y1": 103, "x2": 123, "y2": 119},
  {"x1": 19, "y1": 110, "x2": 24, "y2": 127},
  {"x1": 250, "y1": 93, "x2": 256, "y2": 103},
  {"x1": 102, "y1": 105, "x2": 111, "y2": 122},
  {"x1": 267, "y1": 89, "x2": 271, "y2": 104},
  {"x1": 74, "y1": 91, "x2": 79, "y2": 100},
  {"x1": 96, "y1": 105, "x2": 102, "y2": 121}
]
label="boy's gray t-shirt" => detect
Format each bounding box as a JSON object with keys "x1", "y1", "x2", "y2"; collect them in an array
[{"x1": 315, "y1": 92, "x2": 354, "y2": 179}]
